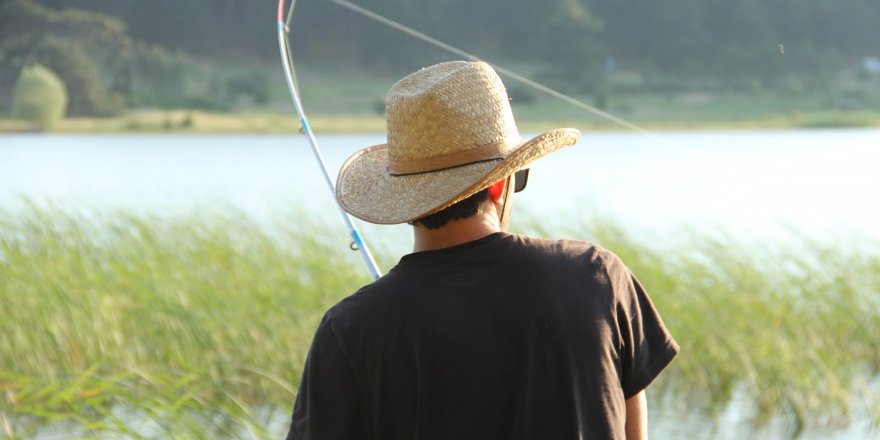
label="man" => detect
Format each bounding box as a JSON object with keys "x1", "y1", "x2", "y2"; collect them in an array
[{"x1": 287, "y1": 61, "x2": 678, "y2": 439}]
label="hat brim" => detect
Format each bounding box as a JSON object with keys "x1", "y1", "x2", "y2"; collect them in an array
[{"x1": 336, "y1": 128, "x2": 580, "y2": 224}]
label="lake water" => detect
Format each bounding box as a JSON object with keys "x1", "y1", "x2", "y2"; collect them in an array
[
  {"x1": 3, "y1": 130, "x2": 879, "y2": 438},
  {"x1": 2, "y1": 130, "x2": 879, "y2": 244}
]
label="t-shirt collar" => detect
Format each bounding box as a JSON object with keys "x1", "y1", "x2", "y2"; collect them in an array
[{"x1": 398, "y1": 232, "x2": 510, "y2": 265}]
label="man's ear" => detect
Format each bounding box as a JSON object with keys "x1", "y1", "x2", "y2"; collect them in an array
[{"x1": 487, "y1": 179, "x2": 506, "y2": 203}]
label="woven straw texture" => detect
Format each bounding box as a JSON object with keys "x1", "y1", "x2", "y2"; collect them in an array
[
  {"x1": 387, "y1": 61, "x2": 519, "y2": 164},
  {"x1": 336, "y1": 61, "x2": 581, "y2": 224}
]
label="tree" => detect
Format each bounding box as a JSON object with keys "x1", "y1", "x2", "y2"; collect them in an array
[{"x1": 12, "y1": 64, "x2": 68, "y2": 130}]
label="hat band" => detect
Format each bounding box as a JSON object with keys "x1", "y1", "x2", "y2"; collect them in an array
[{"x1": 387, "y1": 140, "x2": 513, "y2": 175}]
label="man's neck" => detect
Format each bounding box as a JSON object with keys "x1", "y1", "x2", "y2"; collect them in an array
[{"x1": 412, "y1": 212, "x2": 501, "y2": 252}]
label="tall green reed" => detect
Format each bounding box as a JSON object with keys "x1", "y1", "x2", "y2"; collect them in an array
[
  {"x1": 1, "y1": 206, "x2": 878, "y2": 437},
  {"x1": 1, "y1": 205, "x2": 370, "y2": 438}
]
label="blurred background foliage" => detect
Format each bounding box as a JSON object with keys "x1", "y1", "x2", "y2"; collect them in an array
[{"x1": 1, "y1": 0, "x2": 879, "y2": 124}]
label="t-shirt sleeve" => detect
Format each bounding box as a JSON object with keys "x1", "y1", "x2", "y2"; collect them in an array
[
  {"x1": 287, "y1": 314, "x2": 369, "y2": 440},
  {"x1": 605, "y1": 252, "x2": 680, "y2": 399}
]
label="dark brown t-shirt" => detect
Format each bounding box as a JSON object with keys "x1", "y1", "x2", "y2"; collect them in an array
[{"x1": 288, "y1": 233, "x2": 678, "y2": 440}]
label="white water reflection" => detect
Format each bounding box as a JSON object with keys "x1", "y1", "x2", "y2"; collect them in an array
[{"x1": 2, "y1": 130, "x2": 879, "y2": 242}]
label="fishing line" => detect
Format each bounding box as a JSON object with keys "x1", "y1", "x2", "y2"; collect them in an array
[
  {"x1": 326, "y1": 0, "x2": 679, "y2": 147},
  {"x1": 277, "y1": 0, "x2": 383, "y2": 280}
]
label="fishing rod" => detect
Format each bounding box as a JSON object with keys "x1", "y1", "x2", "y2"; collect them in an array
[{"x1": 276, "y1": 0, "x2": 382, "y2": 280}]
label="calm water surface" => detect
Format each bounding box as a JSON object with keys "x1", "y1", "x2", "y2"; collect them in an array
[{"x1": 2, "y1": 130, "x2": 878, "y2": 242}]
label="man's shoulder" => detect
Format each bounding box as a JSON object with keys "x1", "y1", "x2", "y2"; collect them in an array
[
  {"x1": 323, "y1": 268, "x2": 410, "y2": 326},
  {"x1": 510, "y1": 234, "x2": 632, "y2": 284},
  {"x1": 511, "y1": 233, "x2": 617, "y2": 262}
]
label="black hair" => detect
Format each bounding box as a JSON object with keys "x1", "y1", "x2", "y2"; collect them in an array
[{"x1": 410, "y1": 189, "x2": 490, "y2": 230}]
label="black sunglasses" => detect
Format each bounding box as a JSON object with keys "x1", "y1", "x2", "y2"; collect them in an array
[{"x1": 513, "y1": 169, "x2": 530, "y2": 193}]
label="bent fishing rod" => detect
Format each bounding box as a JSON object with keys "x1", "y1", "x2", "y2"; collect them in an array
[{"x1": 277, "y1": 0, "x2": 382, "y2": 280}]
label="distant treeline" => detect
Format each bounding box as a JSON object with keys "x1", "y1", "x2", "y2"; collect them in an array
[{"x1": 2, "y1": 0, "x2": 879, "y2": 115}]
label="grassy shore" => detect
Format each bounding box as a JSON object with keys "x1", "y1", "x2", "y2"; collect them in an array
[
  {"x1": 2, "y1": 109, "x2": 878, "y2": 134},
  {"x1": 0, "y1": 111, "x2": 385, "y2": 134},
  {"x1": 1, "y1": 206, "x2": 879, "y2": 438},
  {"x1": 2, "y1": 96, "x2": 878, "y2": 134}
]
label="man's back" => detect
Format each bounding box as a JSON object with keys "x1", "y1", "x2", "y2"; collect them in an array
[{"x1": 288, "y1": 233, "x2": 678, "y2": 439}]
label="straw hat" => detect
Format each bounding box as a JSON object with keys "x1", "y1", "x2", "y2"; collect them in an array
[{"x1": 336, "y1": 61, "x2": 580, "y2": 224}]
